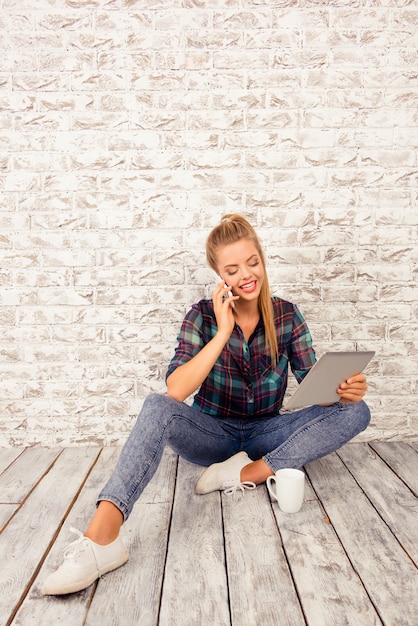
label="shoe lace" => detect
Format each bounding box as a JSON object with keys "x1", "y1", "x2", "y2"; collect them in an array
[
  {"x1": 223, "y1": 481, "x2": 256, "y2": 496},
  {"x1": 63, "y1": 527, "x2": 89, "y2": 561},
  {"x1": 63, "y1": 527, "x2": 105, "y2": 578}
]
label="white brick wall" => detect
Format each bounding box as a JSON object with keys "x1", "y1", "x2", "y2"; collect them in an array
[{"x1": 0, "y1": 1, "x2": 417, "y2": 446}]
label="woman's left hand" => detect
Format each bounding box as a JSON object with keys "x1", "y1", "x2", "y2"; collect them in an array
[{"x1": 337, "y1": 373, "x2": 368, "y2": 403}]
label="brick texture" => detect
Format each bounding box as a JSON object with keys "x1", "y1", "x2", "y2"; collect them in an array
[{"x1": 0, "y1": 1, "x2": 417, "y2": 446}]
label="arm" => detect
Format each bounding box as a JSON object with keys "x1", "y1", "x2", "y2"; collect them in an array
[
  {"x1": 166, "y1": 282, "x2": 238, "y2": 402},
  {"x1": 166, "y1": 329, "x2": 229, "y2": 402},
  {"x1": 288, "y1": 304, "x2": 317, "y2": 382},
  {"x1": 288, "y1": 304, "x2": 368, "y2": 404}
]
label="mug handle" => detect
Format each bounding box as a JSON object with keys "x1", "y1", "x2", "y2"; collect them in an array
[{"x1": 266, "y1": 475, "x2": 278, "y2": 502}]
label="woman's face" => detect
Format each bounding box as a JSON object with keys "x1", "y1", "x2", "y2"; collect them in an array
[{"x1": 216, "y1": 238, "x2": 265, "y2": 304}]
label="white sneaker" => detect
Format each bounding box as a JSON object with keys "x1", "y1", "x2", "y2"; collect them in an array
[
  {"x1": 195, "y1": 451, "x2": 254, "y2": 495},
  {"x1": 41, "y1": 528, "x2": 129, "y2": 595}
]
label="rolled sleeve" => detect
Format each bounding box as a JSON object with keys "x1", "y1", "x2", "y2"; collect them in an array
[
  {"x1": 165, "y1": 305, "x2": 205, "y2": 380},
  {"x1": 289, "y1": 305, "x2": 316, "y2": 382}
]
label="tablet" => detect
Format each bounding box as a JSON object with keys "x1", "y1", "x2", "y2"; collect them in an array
[{"x1": 284, "y1": 351, "x2": 375, "y2": 411}]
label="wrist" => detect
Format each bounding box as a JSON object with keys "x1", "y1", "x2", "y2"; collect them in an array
[{"x1": 215, "y1": 328, "x2": 232, "y2": 345}]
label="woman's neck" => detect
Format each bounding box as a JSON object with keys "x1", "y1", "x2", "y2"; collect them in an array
[
  {"x1": 234, "y1": 297, "x2": 259, "y2": 318},
  {"x1": 233, "y1": 300, "x2": 260, "y2": 340}
]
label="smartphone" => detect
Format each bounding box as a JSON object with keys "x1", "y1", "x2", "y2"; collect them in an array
[{"x1": 223, "y1": 284, "x2": 235, "y2": 308}]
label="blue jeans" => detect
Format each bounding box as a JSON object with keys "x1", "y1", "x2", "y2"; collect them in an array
[{"x1": 98, "y1": 393, "x2": 371, "y2": 521}]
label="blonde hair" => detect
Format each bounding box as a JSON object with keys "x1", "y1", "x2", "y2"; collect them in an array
[{"x1": 206, "y1": 213, "x2": 278, "y2": 366}]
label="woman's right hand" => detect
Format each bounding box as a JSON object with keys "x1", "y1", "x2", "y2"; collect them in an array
[
  {"x1": 166, "y1": 283, "x2": 239, "y2": 402},
  {"x1": 212, "y1": 281, "x2": 239, "y2": 338}
]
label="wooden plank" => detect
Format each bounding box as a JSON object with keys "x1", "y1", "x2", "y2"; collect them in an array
[
  {"x1": 85, "y1": 447, "x2": 178, "y2": 626},
  {"x1": 5, "y1": 444, "x2": 418, "y2": 626},
  {"x1": 369, "y1": 441, "x2": 418, "y2": 495},
  {"x1": 0, "y1": 447, "x2": 61, "y2": 504},
  {"x1": 0, "y1": 449, "x2": 23, "y2": 475},
  {"x1": 338, "y1": 443, "x2": 418, "y2": 565},
  {"x1": 0, "y1": 504, "x2": 18, "y2": 531},
  {"x1": 13, "y1": 447, "x2": 119, "y2": 626},
  {"x1": 270, "y1": 476, "x2": 382, "y2": 626},
  {"x1": 306, "y1": 452, "x2": 418, "y2": 626},
  {"x1": 222, "y1": 484, "x2": 306, "y2": 626},
  {"x1": 0, "y1": 448, "x2": 59, "y2": 548},
  {"x1": 0, "y1": 447, "x2": 23, "y2": 531},
  {"x1": 0, "y1": 447, "x2": 100, "y2": 624},
  {"x1": 159, "y1": 457, "x2": 230, "y2": 626},
  {"x1": 14, "y1": 446, "x2": 177, "y2": 626}
]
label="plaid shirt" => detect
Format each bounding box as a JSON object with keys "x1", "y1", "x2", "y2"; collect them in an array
[{"x1": 166, "y1": 297, "x2": 316, "y2": 418}]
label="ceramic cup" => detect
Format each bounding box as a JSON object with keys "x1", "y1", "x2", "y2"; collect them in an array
[{"x1": 266, "y1": 468, "x2": 305, "y2": 513}]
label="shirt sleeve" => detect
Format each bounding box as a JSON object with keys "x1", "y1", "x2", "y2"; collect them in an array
[
  {"x1": 289, "y1": 305, "x2": 317, "y2": 383},
  {"x1": 165, "y1": 304, "x2": 205, "y2": 380}
]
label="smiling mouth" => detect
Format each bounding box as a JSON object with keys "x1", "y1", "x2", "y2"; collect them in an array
[{"x1": 239, "y1": 281, "x2": 257, "y2": 293}]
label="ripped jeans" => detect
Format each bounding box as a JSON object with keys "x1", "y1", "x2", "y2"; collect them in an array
[{"x1": 98, "y1": 393, "x2": 371, "y2": 521}]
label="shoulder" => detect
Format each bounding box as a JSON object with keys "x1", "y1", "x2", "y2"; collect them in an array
[
  {"x1": 187, "y1": 298, "x2": 214, "y2": 317},
  {"x1": 182, "y1": 299, "x2": 215, "y2": 326},
  {"x1": 271, "y1": 296, "x2": 298, "y2": 316},
  {"x1": 271, "y1": 297, "x2": 309, "y2": 331}
]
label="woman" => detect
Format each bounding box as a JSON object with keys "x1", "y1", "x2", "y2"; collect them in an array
[{"x1": 42, "y1": 214, "x2": 370, "y2": 595}]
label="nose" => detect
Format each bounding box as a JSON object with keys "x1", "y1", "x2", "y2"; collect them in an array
[{"x1": 239, "y1": 268, "x2": 252, "y2": 282}]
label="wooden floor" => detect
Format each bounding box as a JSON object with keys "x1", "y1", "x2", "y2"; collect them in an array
[{"x1": 0, "y1": 442, "x2": 417, "y2": 626}]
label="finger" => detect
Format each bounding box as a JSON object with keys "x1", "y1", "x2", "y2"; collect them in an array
[
  {"x1": 226, "y1": 295, "x2": 239, "y2": 309},
  {"x1": 339, "y1": 392, "x2": 364, "y2": 403},
  {"x1": 338, "y1": 385, "x2": 366, "y2": 402},
  {"x1": 219, "y1": 283, "x2": 232, "y2": 298},
  {"x1": 339, "y1": 381, "x2": 367, "y2": 391},
  {"x1": 338, "y1": 387, "x2": 364, "y2": 400},
  {"x1": 346, "y1": 374, "x2": 366, "y2": 385},
  {"x1": 339, "y1": 373, "x2": 367, "y2": 388},
  {"x1": 212, "y1": 282, "x2": 229, "y2": 301},
  {"x1": 338, "y1": 386, "x2": 365, "y2": 396},
  {"x1": 220, "y1": 285, "x2": 238, "y2": 306}
]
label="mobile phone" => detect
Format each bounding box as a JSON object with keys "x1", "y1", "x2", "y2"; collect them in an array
[{"x1": 223, "y1": 284, "x2": 235, "y2": 308}]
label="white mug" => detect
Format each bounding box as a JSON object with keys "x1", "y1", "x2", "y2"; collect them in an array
[{"x1": 266, "y1": 468, "x2": 305, "y2": 513}]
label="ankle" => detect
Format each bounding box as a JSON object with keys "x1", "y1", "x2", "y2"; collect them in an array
[
  {"x1": 84, "y1": 530, "x2": 118, "y2": 546},
  {"x1": 84, "y1": 531, "x2": 118, "y2": 546},
  {"x1": 240, "y1": 459, "x2": 274, "y2": 485},
  {"x1": 84, "y1": 501, "x2": 123, "y2": 545}
]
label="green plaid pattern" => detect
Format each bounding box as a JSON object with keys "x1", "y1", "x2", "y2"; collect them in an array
[{"x1": 166, "y1": 297, "x2": 316, "y2": 418}]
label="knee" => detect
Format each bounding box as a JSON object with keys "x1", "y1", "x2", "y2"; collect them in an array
[
  {"x1": 140, "y1": 392, "x2": 181, "y2": 418},
  {"x1": 346, "y1": 400, "x2": 371, "y2": 433},
  {"x1": 141, "y1": 392, "x2": 169, "y2": 413},
  {"x1": 142, "y1": 392, "x2": 163, "y2": 407},
  {"x1": 132, "y1": 394, "x2": 171, "y2": 432}
]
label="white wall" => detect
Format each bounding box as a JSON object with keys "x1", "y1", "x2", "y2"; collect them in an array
[{"x1": 0, "y1": 1, "x2": 417, "y2": 445}]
